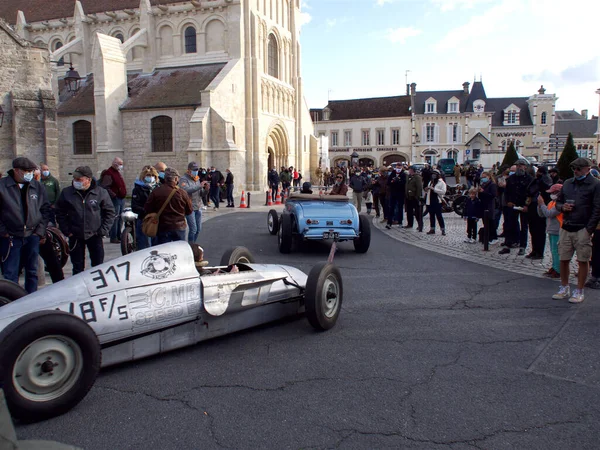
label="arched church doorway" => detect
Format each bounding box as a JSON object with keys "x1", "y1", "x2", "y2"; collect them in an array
[{"x1": 266, "y1": 122, "x2": 289, "y2": 173}]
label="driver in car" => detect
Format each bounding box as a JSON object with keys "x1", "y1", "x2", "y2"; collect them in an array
[{"x1": 300, "y1": 182, "x2": 313, "y2": 194}]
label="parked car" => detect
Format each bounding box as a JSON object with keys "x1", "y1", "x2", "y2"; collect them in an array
[
  {"x1": 0, "y1": 242, "x2": 343, "y2": 422},
  {"x1": 437, "y1": 158, "x2": 457, "y2": 176},
  {"x1": 267, "y1": 193, "x2": 370, "y2": 254}
]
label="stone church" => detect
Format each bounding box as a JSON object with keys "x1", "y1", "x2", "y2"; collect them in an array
[{"x1": 0, "y1": 0, "x2": 316, "y2": 191}]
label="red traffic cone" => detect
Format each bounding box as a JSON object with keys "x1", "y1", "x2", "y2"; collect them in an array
[
  {"x1": 275, "y1": 190, "x2": 282, "y2": 205},
  {"x1": 238, "y1": 190, "x2": 247, "y2": 208},
  {"x1": 267, "y1": 190, "x2": 273, "y2": 206}
]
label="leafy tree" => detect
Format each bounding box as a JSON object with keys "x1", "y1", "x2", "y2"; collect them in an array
[
  {"x1": 501, "y1": 141, "x2": 519, "y2": 169},
  {"x1": 556, "y1": 132, "x2": 578, "y2": 181}
]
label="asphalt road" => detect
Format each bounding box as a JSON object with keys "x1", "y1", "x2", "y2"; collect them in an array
[{"x1": 17, "y1": 212, "x2": 600, "y2": 449}]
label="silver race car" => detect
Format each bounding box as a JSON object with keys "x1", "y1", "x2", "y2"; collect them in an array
[{"x1": 0, "y1": 242, "x2": 343, "y2": 422}]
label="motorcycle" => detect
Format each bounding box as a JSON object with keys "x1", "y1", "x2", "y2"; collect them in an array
[
  {"x1": 120, "y1": 208, "x2": 138, "y2": 255},
  {"x1": 441, "y1": 185, "x2": 469, "y2": 216}
]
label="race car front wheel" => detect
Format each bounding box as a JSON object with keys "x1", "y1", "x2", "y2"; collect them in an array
[
  {"x1": 305, "y1": 262, "x2": 343, "y2": 331},
  {"x1": 0, "y1": 310, "x2": 101, "y2": 422},
  {"x1": 0, "y1": 280, "x2": 27, "y2": 307},
  {"x1": 267, "y1": 209, "x2": 279, "y2": 235},
  {"x1": 220, "y1": 246, "x2": 255, "y2": 265}
]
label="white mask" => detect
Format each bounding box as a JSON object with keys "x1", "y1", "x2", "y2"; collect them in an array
[{"x1": 550, "y1": 194, "x2": 558, "y2": 200}]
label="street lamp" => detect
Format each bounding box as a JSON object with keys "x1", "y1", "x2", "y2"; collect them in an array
[
  {"x1": 0, "y1": 105, "x2": 4, "y2": 128},
  {"x1": 64, "y1": 63, "x2": 81, "y2": 94}
]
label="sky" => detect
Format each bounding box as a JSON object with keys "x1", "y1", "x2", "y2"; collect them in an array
[{"x1": 299, "y1": 0, "x2": 600, "y2": 117}]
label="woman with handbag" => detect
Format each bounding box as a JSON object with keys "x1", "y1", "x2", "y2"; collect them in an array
[
  {"x1": 425, "y1": 169, "x2": 447, "y2": 235},
  {"x1": 144, "y1": 168, "x2": 193, "y2": 244}
]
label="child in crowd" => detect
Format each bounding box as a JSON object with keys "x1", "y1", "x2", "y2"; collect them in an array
[
  {"x1": 463, "y1": 187, "x2": 482, "y2": 243},
  {"x1": 365, "y1": 190, "x2": 373, "y2": 215},
  {"x1": 537, "y1": 184, "x2": 563, "y2": 279}
]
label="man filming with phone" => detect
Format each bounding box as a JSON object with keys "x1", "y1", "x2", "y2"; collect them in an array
[{"x1": 553, "y1": 157, "x2": 600, "y2": 303}]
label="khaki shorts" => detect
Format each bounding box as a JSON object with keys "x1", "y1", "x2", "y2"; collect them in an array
[{"x1": 558, "y1": 228, "x2": 593, "y2": 262}]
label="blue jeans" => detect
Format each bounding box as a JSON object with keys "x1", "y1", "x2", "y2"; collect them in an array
[
  {"x1": 1, "y1": 235, "x2": 40, "y2": 293},
  {"x1": 136, "y1": 218, "x2": 153, "y2": 250},
  {"x1": 227, "y1": 185, "x2": 234, "y2": 206},
  {"x1": 110, "y1": 197, "x2": 124, "y2": 239},
  {"x1": 209, "y1": 186, "x2": 220, "y2": 209},
  {"x1": 186, "y1": 210, "x2": 202, "y2": 243},
  {"x1": 387, "y1": 195, "x2": 405, "y2": 226},
  {"x1": 157, "y1": 229, "x2": 186, "y2": 244}
]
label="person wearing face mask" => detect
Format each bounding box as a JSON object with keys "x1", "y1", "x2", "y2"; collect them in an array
[
  {"x1": 0, "y1": 157, "x2": 51, "y2": 293},
  {"x1": 100, "y1": 157, "x2": 127, "y2": 244},
  {"x1": 154, "y1": 161, "x2": 168, "y2": 184},
  {"x1": 478, "y1": 171, "x2": 498, "y2": 244},
  {"x1": 131, "y1": 165, "x2": 160, "y2": 250},
  {"x1": 499, "y1": 160, "x2": 533, "y2": 256},
  {"x1": 55, "y1": 166, "x2": 115, "y2": 275},
  {"x1": 179, "y1": 162, "x2": 203, "y2": 244},
  {"x1": 424, "y1": 169, "x2": 447, "y2": 235},
  {"x1": 349, "y1": 169, "x2": 367, "y2": 213},
  {"x1": 552, "y1": 157, "x2": 600, "y2": 303},
  {"x1": 39, "y1": 163, "x2": 61, "y2": 225},
  {"x1": 329, "y1": 173, "x2": 348, "y2": 196},
  {"x1": 537, "y1": 184, "x2": 563, "y2": 279}
]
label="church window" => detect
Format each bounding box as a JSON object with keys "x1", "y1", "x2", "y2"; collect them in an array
[
  {"x1": 541, "y1": 111, "x2": 547, "y2": 125},
  {"x1": 114, "y1": 33, "x2": 124, "y2": 43},
  {"x1": 54, "y1": 41, "x2": 64, "y2": 67},
  {"x1": 73, "y1": 120, "x2": 92, "y2": 155},
  {"x1": 268, "y1": 34, "x2": 279, "y2": 78},
  {"x1": 185, "y1": 26, "x2": 197, "y2": 54},
  {"x1": 151, "y1": 116, "x2": 173, "y2": 153}
]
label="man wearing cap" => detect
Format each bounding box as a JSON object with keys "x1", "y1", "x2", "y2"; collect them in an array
[
  {"x1": 499, "y1": 159, "x2": 533, "y2": 256},
  {"x1": 55, "y1": 166, "x2": 115, "y2": 274},
  {"x1": 552, "y1": 157, "x2": 600, "y2": 303},
  {"x1": 549, "y1": 167, "x2": 562, "y2": 185},
  {"x1": 179, "y1": 162, "x2": 203, "y2": 244},
  {"x1": 145, "y1": 168, "x2": 193, "y2": 244},
  {"x1": 100, "y1": 157, "x2": 127, "y2": 243},
  {"x1": 0, "y1": 157, "x2": 51, "y2": 293}
]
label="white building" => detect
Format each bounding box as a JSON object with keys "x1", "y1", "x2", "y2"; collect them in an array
[{"x1": 0, "y1": 0, "x2": 316, "y2": 191}]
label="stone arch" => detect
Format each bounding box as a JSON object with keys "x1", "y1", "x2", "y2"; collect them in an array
[
  {"x1": 200, "y1": 14, "x2": 226, "y2": 32},
  {"x1": 332, "y1": 156, "x2": 350, "y2": 168},
  {"x1": 358, "y1": 156, "x2": 376, "y2": 167},
  {"x1": 158, "y1": 23, "x2": 174, "y2": 57},
  {"x1": 380, "y1": 152, "x2": 409, "y2": 167},
  {"x1": 109, "y1": 27, "x2": 126, "y2": 42},
  {"x1": 204, "y1": 18, "x2": 226, "y2": 53},
  {"x1": 178, "y1": 18, "x2": 201, "y2": 36},
  {"x1": 265, "y1": 121, "x2": 290, "y2": 170}
]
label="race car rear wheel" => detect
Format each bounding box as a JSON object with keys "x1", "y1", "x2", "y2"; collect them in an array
[
  {"x1": 278, "y1": 214, "x2": 293, "y2": 254},
  {"x1": 220, "y1": 247, "x2": 255, "y2": 265},
  {"x1": 267, "y1": 209, "x2": 279, "y2": 235},
  {"x1": 305, "y1": 262, "x2": 343, "y2": 331},
  {"x1": 0, "y1": 280, "x2": 27, "y2": 307},
  {"x1": 0, "y1": 310, "x2": 101, "y2": 422},
  {"x1": 353, "y1": 215, "x2": 371, "y2": 253}
]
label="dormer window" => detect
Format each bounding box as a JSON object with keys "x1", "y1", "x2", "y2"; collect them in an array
[
  {"x1": 323, "y1": 106, "x2": 331, "y2": 121},
  {"x1": 425, "y1": 97, "x2": 437, "y2": 114},
  {"x1": 447, "y1": 96, "x2": 459, "y2": 114},
  {"x1": 503, "y1": 104, "x2": 521, "y2": 126}
]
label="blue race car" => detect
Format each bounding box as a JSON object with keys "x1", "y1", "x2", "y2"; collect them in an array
[{"x1": 267, "y1": 193, "x2": 370, "y2": 254}]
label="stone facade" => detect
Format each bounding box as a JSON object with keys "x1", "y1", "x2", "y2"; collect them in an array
[
  {"x1": 0, "y1": 19, "x2": 57, "y2": 173},
  {"x1": 2, "y1": 0, "x2": 315, "y2": 192}
]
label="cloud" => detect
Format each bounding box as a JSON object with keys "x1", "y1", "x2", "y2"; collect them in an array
[
  {"x1": 375, "y1": 0, "x2": 394, "y2": 5},
  {"x1": 430, "y1": 0, "x2": 492, "y2": 11},
  {"x1": 386, "y1": 26, "x2": 422, "y2": 44},
  {"x1": 523, "y1": 57, "x2": 600, "y2": 87},
  {"x1": 298, "y1": 11, "x2": 312, "y2": 28},
  {"x1": 435, "y1": 0, "x2": 522, "y2": 50},
  {"x1": 325, "y1": 17, "x2": 349, "y2": 29}
]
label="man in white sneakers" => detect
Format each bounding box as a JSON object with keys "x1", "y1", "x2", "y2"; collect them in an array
[{"x1": 552, "y1": 157, "x2": 600, "y2": 303}]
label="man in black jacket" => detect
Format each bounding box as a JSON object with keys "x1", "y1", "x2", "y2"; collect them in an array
[
  {"x1": 552, "y1": 157, "x2": 600, "y2": 303},
  {"x1": 0, "y1": 157, "x2": 51, "y2": 293},
  {"x1": 386, "y1": 166, "x2": 406, "y2": 229},
  {"x1": 208, "y1": 166, "x2": 224, "y2": 210},
  {"x1": 225, "y1": 169, "x2": 235, "y2": 207},
  {"x1": 56, "y1": 166, "x2": 115, "y2": 274},
  {"x1": 499, "y1": 160, "x2": 533, "y2": 256}
]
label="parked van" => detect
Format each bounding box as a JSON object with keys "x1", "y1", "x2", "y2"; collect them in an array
[{"x1": 438, "y1": 158, "x2": 457, "y2": 175}]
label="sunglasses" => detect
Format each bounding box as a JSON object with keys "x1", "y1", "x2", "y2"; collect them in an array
[{"x1": 336, "y1": 176, "x2": 343, "y2": 179}]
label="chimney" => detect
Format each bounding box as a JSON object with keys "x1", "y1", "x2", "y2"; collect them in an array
[
  {"x1": 410, "y1": 82, "x2": 416, "y2": 96},
  {"x1": 582, "y1": 109, "x2": 588, "y2": 119},
  {"x1": 462, "y1": 82, "x2": 470, "y2": 94},
  {"x1": 406, "y1": 84, "x2": 410, "y2": 96}
]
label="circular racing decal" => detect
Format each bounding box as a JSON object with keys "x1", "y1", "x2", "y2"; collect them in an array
[{"x1": 141, "y1": 251, "x2": 178, "y2": 279}]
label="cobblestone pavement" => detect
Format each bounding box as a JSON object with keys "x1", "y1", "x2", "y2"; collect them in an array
[{"x1": 371, "y1": 211, "x2": 580, "y2": 281}]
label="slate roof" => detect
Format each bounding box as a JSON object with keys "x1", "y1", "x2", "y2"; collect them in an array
[
  {"x1": 312, "y1": 96, "x2": 411, "y2": 122},
  {"x1": 464, "y1": 81, "x2": 487, "y2": 113},
  {"x1": 57, "y1": 64, "x2": 226, "y2": 115},
  {"x1": 485, "y1": 97, "x2": 533, "y2": 127},
  {"x1": 414, "y1": 90, "x2": 469, "y2": 114},
  {"x1": 121, "y1": 64, "x2": 226, "y2": 111},
  {"x1": 555, "y1": 110, "x2": 585, "y2": 120},
  {"x1": 555, "y1": 119, "x2": 598, "y2": 139},
  {"x1": 0, "y1": 0, "x2": 175, "y2": 24}
]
